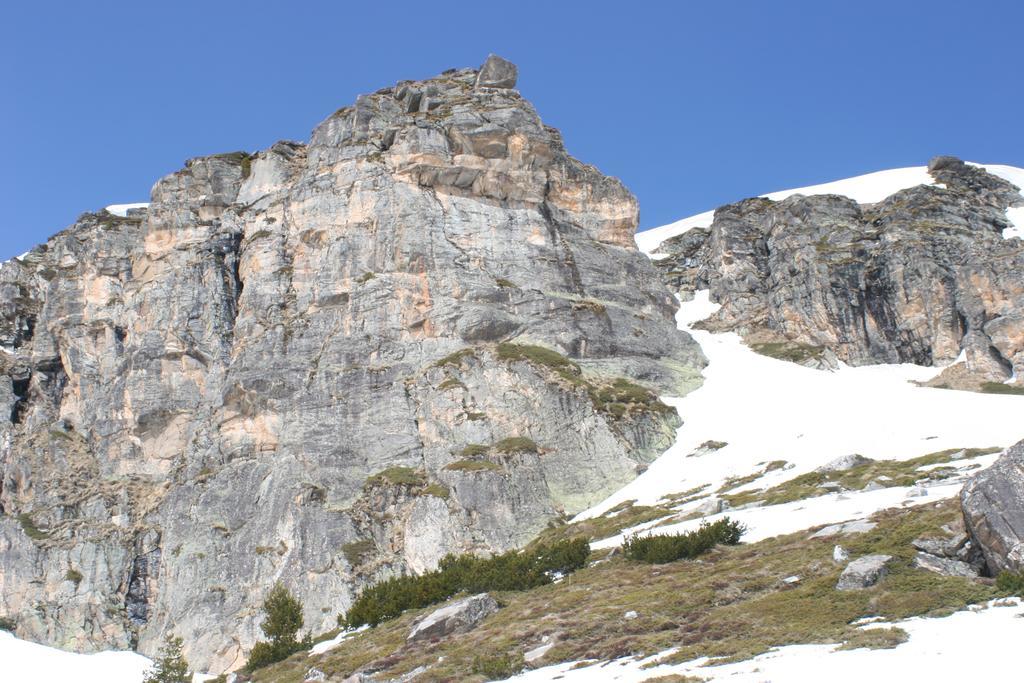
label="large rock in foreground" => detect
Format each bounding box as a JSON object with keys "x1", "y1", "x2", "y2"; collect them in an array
[
  {"x1": 961, "y1": 441, "x2": 1024, "y2": 575},
  {"x1": 407, "y1": 593, "x2": 499, "y2": 643},
  {"x1": 0, "y1": 56, "x2": 703, "y2": 671}
]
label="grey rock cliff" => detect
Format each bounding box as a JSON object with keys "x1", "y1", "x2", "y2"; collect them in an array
[
  {"x1": 0, "y1": 57, "x2": 703, "y2": 671},
  {"x1": 961, "y1": 440, "x2": 1024, "y2": 575},
  {"x1": 650, "y1": 157, "x2": 1024, "y2": 384}
]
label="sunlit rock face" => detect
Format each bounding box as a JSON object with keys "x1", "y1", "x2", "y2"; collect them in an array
[{"x1": 0, "y1": 55, "x2": 703, "y2": 672}]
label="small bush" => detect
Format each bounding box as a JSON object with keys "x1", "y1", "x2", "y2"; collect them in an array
[
  {"x1": 996, "y1": 570, "x2": 1024, "y2": 596},
  {"x1": 444, "y1": 460, "x2": 502, "y2": 473},
  {"x1": 356, "y1": 271, "x2": 376, "y2": 284},
  {"x1": 65, "y1": 569, "x2": 83, "y2": 585},
  {"x1": 0, "y1": 616, "x2": 16, "y2": 631},
  {"x1": 460, "y1": 444, "x2": 490, "y2": 457},
  {"x1": 342, "y1": 540, "x2": 376, "y2": 567},
  {"x1": 143, "y1": 634, "x2": 190, "y2": 683},
  {"x1": 340, "y1": 538, "x2": 590, "y2": 628},
  {"x1": 472, "y1": 652, "x2": 525, "y2": 679},
  {"x1": 494, "y1": 278, "x2": 518, "y2": 289},
  {"x1": 623, "y1": 518, "x2": 745, "y2": 564},
  {"x1": 496, "y1": 343, "x2": 581, "y2": 382},
  {"x1": 433, "y1": 348, "x2": 476, "y2": 368}
]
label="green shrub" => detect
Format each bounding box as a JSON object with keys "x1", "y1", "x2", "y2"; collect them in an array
[
  {"x1": 434, "y1": 348, "x2": 476, "y2": 368},
  {"x1": 460, "y1": 444, "x2": 490, "y2": 457},
  {"x1": 996, "y1": 570, "x2": 1024, "y2": 596},
  {"x1": 245, "y1": 583, "x2": 311, "y2": 671},
  {"x1": 623, "y1": 518, "x2": 745, "y2": 564},
  {"x1": 356, "y1": 271, "x2": 376, "y2": 284},
  {"x1": 496, "y1": 343, "x2": 581, "y2": 382},
  {"x1": 366, "y1": 467, "x2": 425, "y2": 487},
  {"x1": 0, "y1": 616, "x2": 15, "y2": 632},
  {"x1": 472, "y1": 652, "x2": 525, "y2": 679},
  {"x1": 143, "y1": 634, "x2": 190, "y2": 683},
  {"x1": 494, "y1": 278, "x2": 518, "y2": 289},
  {"x1": 340, "y1": 538, "x2": 590, "y2": 628},
  {"x1": 444, "y1": 460, "x2": 503, "y2": 473},
  {"x1": 342, "y1": 540, "x2": 376, "y2": 567},
  {"x1": 65, "y1": 569, "x2": 83, "y2": 585}
]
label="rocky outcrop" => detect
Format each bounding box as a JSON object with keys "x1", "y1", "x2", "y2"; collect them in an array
[
  {"x1": 961, "y1": 441, "x2": 1024, "y2": 575},
  {"x1": 0, "y1": 57, "x2": 703, "y2": 671},
  {"x1": 651, "y1": 157, "x2": 1024, "y2": 384},
  {"x1": 406, "y1": 593, "x2": 499, "y2": 642}
]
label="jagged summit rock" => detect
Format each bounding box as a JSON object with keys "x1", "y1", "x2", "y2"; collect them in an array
[
  {"x1": 475, "y1": 54, "x2": 518, "y2": 89},
  {"x1": 0, "y1": 58, "x2": 703, "y2": 672}
]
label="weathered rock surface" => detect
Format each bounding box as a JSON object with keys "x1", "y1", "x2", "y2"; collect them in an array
[
  {"x1": 961, "y1": 440, "x2": 1024, "y2": 575},
  {"x1": 836, "y1": 554, "x2": 893, "y2": 590},
  {"x1": 816, "y1": 454, "x2": 873, "y2": 473},
  {"x1": 0, "y1": 57, "x2": 703, "y2": 671},
  {"x1": 651, "y1": 157, "x2": 1024, "y2": 385},
  {"x1": 912, "y1": 552, "x2": 978, "y2": 578},
  {"x1": 407, "y1": 593, "x2": 499, "y2": 643}
]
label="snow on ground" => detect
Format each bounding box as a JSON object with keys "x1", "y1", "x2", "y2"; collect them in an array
[
  {"x1": 579, "y1": 290, "x2": 1024, "y2": 529},
  {"x1": 105, "y1": 203, "x2": 149, "y2": 217},
  {"x1": 0, "y1": 630, "x2": 152, "y2": 683},
  {"x1": 506, "y1": 598, "x2": 1024, "y2": 682},
  {"x1": 309, "y1": 625, "x2": 370, "y2": 655}
]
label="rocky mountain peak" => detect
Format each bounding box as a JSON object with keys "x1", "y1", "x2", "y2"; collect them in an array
[{"x1": 0, "y1": 57, "x2": 702, "y2": 672}]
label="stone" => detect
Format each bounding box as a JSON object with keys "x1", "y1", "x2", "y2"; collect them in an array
[
  {"x1": 906, "y1": 487, "x2": 928, "y2": 498},
  {"x1": 697, "y1": 497, "x2": 728, "y2": 516},
  {"x1": 912, "y1": 552, "x2": 979, "y2": 578},
  {"x1": 304, "y1": 668, "x2": 327, "y2": 682},
  {"x1": 961, "y1": 440, "x2": 1024, "y2": 574},
  {"x1": 833, "y1": 545, "x2": 850, "y2": 564},
  {"x1": 912, "y1": 534, "x2": 968, "y2": 558},
  {"x1": 407, "y1": 594, "x2": 499, "y2": 643},
  {"x1": 0, "y1": 57, "x2": 705, "y2": 673},
  {"x1": 836, "y1": 555, "x2": 893, "y2": 590},
  {"x1": 816, "y1": 454, "x2": 873, "y2": 473},
  {"x1": 623, "y1": 610, "x2": 639, "y2": 620},
  {"x1": 475, "y1": 54, "x2": 518, "y2": 89}
]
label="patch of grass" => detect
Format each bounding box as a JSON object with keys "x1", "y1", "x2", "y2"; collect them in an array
[
  {"x1": 751, "y1": 340, "x2": 824, "y2": 364},
  {"x1": 460, "y1": 444, "x2": 490, "y2": 457},
  {"x1": 465, "y1": 411, "x2": 487, "y2": 421},
  {"x1": 493, "y1": 437, "x2": 538, "y2": 454},
  {"x1": 836, "y1": 626, "x2": 909, "y2": 651},
  {"x1": 472, "y1": 651, "x2": 525, "y2": 679},
  {"x1": 252, "y1": 501, "x2": 992, "y2": 683},
  {"x1": 496, "y1": 343, "x2": 581, "y2": 382},
  {"x1": 531, "y1": 501, "x2": 676, "y2": 546},
  {"x1": 0, "y1": 617, "x2": 16, "y2": 632},
  {"x1": 700, "y1": 440, "x2": 728, "y2": 450},
  {"x1": 494, "y1": 278, "x2": 518, "y2": 289},
  {"x1": 980, "y1": 382, "x2": 1024, "y2": 395},
  {"x1": 434, "y1": 348, "x2": 476, "y2": 369},
  {"x1": 423, "y1": 483, "x2": 450, "y2": 499},
  {"x1": 17, "y1": 513, "x2": 49, "y2": 541},
  {"x1": 355, "y1": 272, "x2": 376, "y2": 284},
  {"x1": 65, "y1": 569, "x2": 83, "y2": 585},
  {"x1": 623, "y1": 518, "x2": 745, "y2": 564},
  {"x1": 366, "y1": 466, "x2": 426, "y2": 488},
  {"x1": 343, "y1": 540, "x2": 377, "y2": 568},
  {"x1": 588, "y1": 378, "x2": 674, "y2": 417},
  {"x1": 444, "y1": 460, "x2": 503, "y2": 473},
  {"x1": 724, "y1": 447, "x2": 1001, "y2": 507},
  {"x1": 438, "y1": 377, "x2": 466, "y2": 391}
]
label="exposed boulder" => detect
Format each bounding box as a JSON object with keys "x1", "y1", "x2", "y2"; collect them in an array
[
  {"x1": 961, "y1": 441, "x2": 1024, "y2": 575},
  {"x1": 836, "y1": 554, "x2": 893, "y2": 590},
  {"x1": 912, "y1": 552, "x2": 979, "y2": 578},
  {"x1": 407, "y1": 594, "x2": 499, "y2": 643},
  {"x1": 475, "y1": 54, "x2": 518, "y2": 89}
]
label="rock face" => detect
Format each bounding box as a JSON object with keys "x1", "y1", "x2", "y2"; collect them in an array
[
  {"x1": 0, "y1": 57, "x2": 703, "y2": 671},
  {"x1": 836, "y1": 554, "x2": 893, "y2": 590},
  {"x1": 406, "y1": 593, "x2": 499, "y2": 642},
  {"x1": 961, "y1": 441, "x2": 1024, "y2": 575},
  {"x1": 651, "y1": 157, "x2": 1024, "y2": 384}
]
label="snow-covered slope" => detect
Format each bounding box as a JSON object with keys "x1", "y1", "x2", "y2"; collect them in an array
[{"x1": 104, "y1": 203, "x2": 149, "y2": 217}]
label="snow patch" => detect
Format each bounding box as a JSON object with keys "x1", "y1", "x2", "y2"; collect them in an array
[
  {"x1": 104, "y1": 203, "x2": 149, "y2": 217},
  {"x1": 309, "y1": 625, "x2": 369, "y2": 655},
  {"x1": 0, "y1": 630, "x2": 152, "y2": 683}
]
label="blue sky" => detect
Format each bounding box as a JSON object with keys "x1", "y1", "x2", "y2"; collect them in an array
[{"x1": 2, "y1": 1, "x2": 1022, "y2": 260}]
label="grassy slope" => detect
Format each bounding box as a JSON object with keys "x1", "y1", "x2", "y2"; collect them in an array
[{"x1": 250, "y1": 499, "x2": 999, "y2": 682}]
